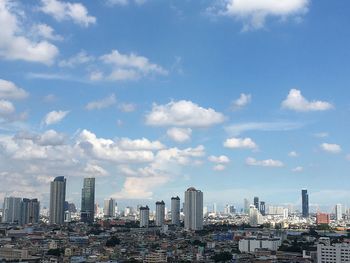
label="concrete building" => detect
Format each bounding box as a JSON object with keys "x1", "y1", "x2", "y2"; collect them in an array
[
  {"x1": 139, "y1": 206, "x2": 150, "y2": 228},
  {"x1": 239, "y1": 236, "x2": 281, "y2": 253},
  {"x1": 317, "y1": 243, "x2": 350, "y2": 263},
  {"x1": 335, "y1": 204, "x2": 342, "y2": 221},
  {"x1": 81, "y1": 177, "x2": 95, "y2": 223},
  {"x1": 155, "y1": 200, "x2": 165, "y2": 226},
  {"x1": 302, "y1": 189, "x2": 309, "y2": 218},
  {"x1": 260, "y1": 201, "x2": 266, "y2": 216},
  {"x1": 2, "y1": 197, "x2": 21, "y2": 224},
  {"x1": 171, "y1": 196, "x2": 180, "y2": 225},
  {"x1": 244, "y1": 198, "x2": 250, "y2": 214},
  {"x1": 316, "y1": 213, "x2": 330, "y2": 225},
  {"x1": 49, "y1": 176, "x2": 66, "y2": 225},
  {"x1": 103, "y1": 198, "x2": 116, "y2": 218},
  {"x1": 184, "y1": 187, "x2": 203, "y2": 231},
  {"x1": 0, "y1": 247, "x2": 29, "y2": 261},
  {"x1": 254, "y1": 197, "x2": 259, "y2": 210},
  {"x1": 249, "y1": 205, "x2": 263, "y2": 226},
  {"x1": 144, "y1": 250, "x2": 167, "y2": 263},
  {"x1": 20, "y1": 198, "x2": 40, "y2": 225}
]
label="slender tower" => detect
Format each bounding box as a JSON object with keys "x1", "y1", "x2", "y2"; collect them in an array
[
  {"x1": 184, "y1": 187, "x2": 203, "y2": 230},
  {"x1": 50, "y1": 176, "x2": 66, "y2": 225},
  {"x1": 171, "y1": 196, "x2": 180, "y2": 226},
  {"x1": 81, "y1": 178, "x2": 95, "y2": 223}
]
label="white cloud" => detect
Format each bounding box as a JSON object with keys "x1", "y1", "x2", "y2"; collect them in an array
[
  {"x1": 118, "y1": 103, "x2": 136, "y2": 112},
  {"x1": 85, "y1": 94, "x2": 116, "y2": 110},
  {"x1": 100, "y1": 49, "x2": 167, "y2": 81},
  {"x1": 59, "y1": 50, "x2": 94, "y2": 67},
  {"x1": 217, "y1": 0, "x2": 309, "y2": 31},
  {"x1": 116, "y1": 138, "x2": 165, "y2": 151},
  {"x1": 213, "y1": 164, "x2": 226, "y2": 171},
  {"x1": 42, "y1": 110, "x2": 69, "y2": 126},
  {"x1": 320, "y1": 143, "x2": 342, "y2": 154},
  {"x1": 225, "y1": 121, "x2": 302, "y2": 136},
  {"x1": 223, "y1": 137, "x2": 257, "y2": 150},
  {"x1": 106, "y1": 0, "x2": 146, "y2": 6},
  {"x1": 288, "y1": 151, "x2": 298, "y2": 157},
  {"x1": 313, "y1": 132, "x2": 329, "y2": 138},
  {"x1": 0, "y1": 1, "x2": 58, "y2": 64},
  {"x1": 84, "y1": 163, "x2": 109, "y2": 177},
  {"x1": 0, "y1": 100, "x2": 15, "y2": 116},
  {"x1": 89, "y1": 71, "x2": 104, "y2": 81},
  {"x1": 232, "y1": 93, "x2": 251, "y2": 110},
  {"x1": 167, "y1": 127, "x2": 192, "y2": 143},
  {"x1": 292, "y1": 166, "x2": 303, "y2": 172},
  {"x1": 281, "y1": 89, "x2": 334, "y2": 112},
  {"x1": 37, "y1": 130, "x2": 66, "y2": 146},
  {"x1": 145, "y1": 100, "x2": 225, "y2": 127},
  {"x1": 0, "y1": 79, "x2": 28, "y2": 100},
  {"x1": 40, "y1": 0, "x2": 96, "y2": 27},
  {"x1": 33, "y1": 24, "x2": 63, "y2": 41},
  {"x1": 246, "y1": 157, "x2": 284, "y2": 167},
  {"x1": 208, "y1": 155, "x2": 230, "y2": 164}
]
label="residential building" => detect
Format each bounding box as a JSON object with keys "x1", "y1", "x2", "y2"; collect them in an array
[
  {"x1": 49, "y1": 176, "x2": 66, "y2": 225},
  {"x1": 184, "y1": 187, "x2": 203, "y2": 230},
  {"x1": 171, "y1": 196, "x2": 180, "y2": 225}
]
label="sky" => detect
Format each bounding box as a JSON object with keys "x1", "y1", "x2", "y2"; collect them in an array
[{"x1": 0, "y1": 0, "x2": 350, "y2": 212}]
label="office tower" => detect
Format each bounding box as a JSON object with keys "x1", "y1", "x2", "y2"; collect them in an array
[
  {"x1": 260, "y1": 201, "x2": 266, "y2": 216},
  {"x1": 244, "y1": 198, "x2": 250, "y2": 214},
  {"x1": 171, "y1": 196, "x2": 180, "y2": 226},
  {"x1": 139, "y1": 206, "x2": 150, "y2": 227},
  {"x1": 155, "y1": 200, "x2": 165, "y2": 226},
  {"x1": 213, "y1": 203, "x2": 217, "y2": 214},
  {"x1": 254, "y1": 197, "x2": 259, "y2": 209},
  {"x1": 103, "y1": 198, "x2": 116, "y2": 218},
  {"x1": 3, "y1": 197, "x2": 21, "y2": 224},
  {"x1": 249, "y1": 205, "x2": 263, "y2": 226},
  {"x1": 184, "y1": 187, "x2": 203, "y2": 231},
  {"x1": 50, "y1": 176, "x2": 66, "y2": 225},
  {"x1": 20, "y1": 198, "x2": 40, "y2": 225},
  {"x1": 81, "y1": 178, "x2": 95, "y2": 223},
  {"x1": 301, "y1": 189, "x2": 309, "y2": 218},
  {"x1": 335, "y1": 204, "x2": 342, "y2": 221}
]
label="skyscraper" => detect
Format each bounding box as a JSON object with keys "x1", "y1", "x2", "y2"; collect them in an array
[
  {"x1": 139, "y1": 206, "x2": 149, "y2": 228},
  {"x1": 184, "y1": 187, "x2": 203, "y2": 231},
  {"x1": 103, "y1": 198, "x2": 116, "y2": 218},
  {"x1": 254, "y1": 197, "x2": 259, "y2": 209},
  {"x1": 20, "y1": 198, "x2": 40, "y2": 225},
  {"x1": 302, "y1": 189, "x2": 309, "y2": 218},
  {"x1": 260, "y1": 201, "x2": 266, "y2": 216},
  {"x1": 155, "y1": 200, "x2": 165, "y2": 226},
  {"x1": 244, "y1": 198, "x2": 250, "y2": 214},
  {"x1": 335, "y1": 204, "x2": 342, "y2": 221},
  {"x1": 2, "y1": 197, "x2": 21, "y2": 224},
  {"x1": 81, "y1": 178, "x2": 95, "y2": 223},
  {"x1": 171, "y1": 196, "x2": 180, "y2": 226},
  {"x1": 50, "y1": 176, "x2": 66, "y2": 225}
]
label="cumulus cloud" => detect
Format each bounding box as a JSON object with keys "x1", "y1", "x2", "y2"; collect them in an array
[
  {"x1": 0, "y1": 1, "x2": 58, "y2": 64},
  {"x1": 32, "y1": 24, "x2": 63, "y2": 41},
  {"x1": 0, "y1": 79, "x2": 28, "y2": 100},
  {"x1": 232, "y1": 93, "x2": 251, "y2": 110},
  {"x1": 106, "y1": 0, "x2": 146, "y2": 6},
  {"x1": 100, "y1": 49, "x2": 167, "y2": 81},
  {"x1": 146, "y1": 100, "x2": 225, "y2": 128},
  {"x1": 0, "y1": 100, "x2": 15, "y2": 116},
  {"x1": 213, "y1": 164, "x2": 226, "y2": 171},
  {"x1": 216, "y1": 0, "x2": 309, "y2": 31},
  {"x1": 246, "y1": 157, "x2": 284, "y2": 167},
  {"x1": 84, "y1": 163, "x2": 109, "y2": 177},
  {"x1": 208, "y1": 155, "x2": 230, "y2": 164},
  {"x1": 116, "y1": 137, "x2": 165, "y2": 151},
  {"x1": 320, "y1": 143, "x2": 342, "y2": 154},
  {"x1": 223, "y1": 137, "x2": 257, "y2": 150},
  {"x1": 37, "y1": 130, "x2": 66, "y2": 146},
  {"x1": 292, "y1": 166, "x2": 303, "y2": 172},
  {"x1": 118, "y1": 103, "x2": 136, "y2": 112},
  {"x1": 40, "y1": 0, "x2": 96, "y2": 27},
  {"x1": 281, "y1": 89, "x2": 333, "y2": 112},
  {"x1": 288, "y1": 151, "x2": 298, "y2": 157},
  {"x1": 42, "y1": 110, "x2": 69, "y2": 126},
  {"x1": 85, "y1": 94, "x2": 116, "y2": 110},
  {"x1": 59, "y1": 50, "x2": 94, "y2": 68},
  {"x1": 167, "y1": 127, "x2": 192, "y2": 143}
]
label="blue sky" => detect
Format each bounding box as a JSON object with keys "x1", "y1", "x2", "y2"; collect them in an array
[{"x1": 0, "y1": 0, "x2": 349, "y2": 212}]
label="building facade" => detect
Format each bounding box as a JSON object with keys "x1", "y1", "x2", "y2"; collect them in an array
[
  {"x1": 139, "y1": 206, "x2": 150, "y2": 228},
  {"x1": 103, "y1": 198, "x2": 116, "y2": 218},
  {"x1": 155, "y1": 200, "x2": 165, "y2": 226},
  {"x1": 239, "y1": 236, "x2": 281, "y2": 253},
  {"x1": 184, "y1": 187, "x2": 203, "y2": 231},
  {"x1": 20, "y1": 198, "x2": 40, "y2": 225},
  {"x1": 171, "y1": 196, "x2": 180, "y2": 225},
  {"x1": 81, "y1": 177, "x2": 95, "y2": 223},
  {"x1": 2, "y1": 197, "x2": 21, "y2": 224},
  {"x1": 49, "y1": 176, "x2": 66, "y2": 225},
  {"x1": 317, "y1": 243, "x2": 350, "y2": 263},
  {"x1": 302, "y1": 189, "x2": 309, "y2": 218}
]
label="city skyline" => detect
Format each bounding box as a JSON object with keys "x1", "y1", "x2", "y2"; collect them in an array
[{"x1": 0, "y1": 0, "x2": 350, "y2": 210}]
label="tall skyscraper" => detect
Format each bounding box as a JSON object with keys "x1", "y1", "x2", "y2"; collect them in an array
[
  {"x1": 244, "y1": 198, "x2": 250, "y2": 214},
  {"x1": 81, "y1": 178, "x2": 95, "y2": 223},
  {"x1": 335, "y1": 204, "x2": 342, "y2": 221},
  {"x1": 50, "y1": 176, "x2": 66, "y2": 225},
  {"x1": 260, "y1": 201, "x2": 266, "y2": 216},
  {"x1": 103, "y1": 198, "x2": 116, "y2": 218},
  {"x1": 3, "y1": 197, "x2": 21, "y2": 224},
  {"x1": 171, "y1": 196, "x2": 180, "y2": 226},
  {"x1": 302, "y1": 189, "x2": 309, "y2": 218},
  {"x1": 184, "y1": 187, "x2": 203, "y2": 231},
  {"x1": 254, "y1": 197, "x2": 259, "y2": 210},
  {"x1": 139, "y1": 206, "x2": 149, "y2": 228},
  {"x1": 155, "y1": 200, "x2": 165, "y2": 226},
  {"x1": 20, "y1": 198, "x2": 40, "y2": 225}
]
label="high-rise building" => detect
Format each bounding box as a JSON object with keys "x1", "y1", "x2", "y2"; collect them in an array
[
  {"x1": 49, "y1": 176, "x2": 66, "y2": 225},
  {"x1": 103, "y1": 198, "x2": 116, "y2": 218},
  {"x1": 213, "y1": 203, "x2": 217, "y2": 214},
  {"x1": 81, "y1": 178, "x2": 95, "y2": 223},
  {"x1": 20, "y1": 198, "x2": 40, "y2": 225},
  {"x1": 2, "y1": 197, "x2": 21, "y2": 224},
  {"x1": 244, "y1": 198, "x2": 250, "y2": 214},
  {"x1": 302, "y1": 189, "x2": 309, "y2": 218},
  {"x1": 260, "y1": 201, "x2": 266, "y2": 216},
  {"x1": 249, "y1": 205, "x2": 263, "y2": 226},
  {"x1": 139, "y1": 206, "x2": 149, "y2": 228},
  {"x1": 316, "y1": 213, "x2": 330, "y2": 225},
  {"x1": 184, "y1": 187, "x2": 203, "y2": 231},
  {"x1": 155, "y1": 200, "x2": 165, "y2": 226},
  {"x1": 171, "y1": 196, "x2": 180, "y2": 226},
  {"x1": 254, "y1": 197, "x2": 259, "y2": 210},
  {"x1": 335, "y1": 204, "x2": 342, "y2": 221}
]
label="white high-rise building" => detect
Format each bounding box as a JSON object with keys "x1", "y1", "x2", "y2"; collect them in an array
[
  {"x1": 213, "y1": 203, "x2": 217, "y2": 214},
  {"x1": 139, "y1": 206, "x2": 149, "y2": 228},
  {"x1": 249, "y1": 205, "x2": 263, "y2": 226},
  {"x1": 103, "y1": 198, "x2": 116, "y2": 218},
  {"x1": 317, "y1": 243, "x2": 350, "y2": 263},
  {"x1": 2, "y1": 197, "x2": 21, "y2": 224},
  {"x1": 171, "y1": 196, "x2": 180, "y2": 226},
  {"x1": 49, "y1": 176, "x2": 66, "y2": 225},
  {"x1": 244, "y1": 198, "x2": 250, "y2": 214},
  {"x1": 335, "y1": 204, "x2": 342, "y2": 221},
  {"x1": 184, "y1": 187, "x2": 203, "y2": 231},
  {"x1": 155, "y1": 200, "x2": 165, "y2": 226}
]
